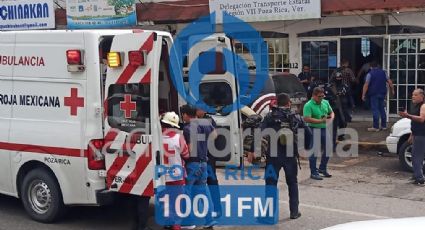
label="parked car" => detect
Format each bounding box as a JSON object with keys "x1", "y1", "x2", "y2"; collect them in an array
[
  {"x1": 247, "y1": 72, "x2": 308, "y2": 118},
  {"x1": 241, "y1": 73, "x2": 307, "y2": 166},
  {"x1": 321, "y1": 217, "x2": 425, "y2": 230},
  {"x1": 386, "y1": 118, "x2": 425, "y2": 171}
]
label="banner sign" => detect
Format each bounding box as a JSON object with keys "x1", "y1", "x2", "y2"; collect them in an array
[
  {"x1": 209, "y1": 0, "x2": 321, "y2": 24},
  {"x1": 66, "y1": 0, "x2": 137, "y2": 29},
  {"x1": 0, "y1": 0, "x2": 55, "y2": 30}
]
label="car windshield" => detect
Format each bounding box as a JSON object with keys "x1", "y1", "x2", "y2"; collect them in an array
[{"x1": 272, "y1": 74, "x2": 306, "y2": 96}]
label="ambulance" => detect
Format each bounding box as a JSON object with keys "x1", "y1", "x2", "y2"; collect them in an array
[
  {"x1": 0, "y1": 29, "x2": 188, "y2": 222},
  {"x1": 183, "y1": 33, "x2": 246, "y2": 164}
]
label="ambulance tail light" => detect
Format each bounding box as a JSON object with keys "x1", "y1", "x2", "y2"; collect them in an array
[
  {"x1": 67, "y1": 50, "x2": 82, "y2": 64},
  {"x1": 87, "y1": 139, "x2": 105, "y2": 170},
  {"x1": 129, "y1": 50, "x2": 146, "y2": 67},
  {"x1": 107, "y1": 52, "x2": 122, "y2": 68},
  {"x1": 66, "y1": 49, "x2": 86, "y2": 72}
]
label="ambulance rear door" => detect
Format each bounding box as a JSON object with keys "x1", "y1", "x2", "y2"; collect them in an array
[
  {"x1": 103, "y1": 31, "x2": 164, "y2": 196},
  {"x1": 188, "y1": 34, "x2": 243, "y2": 166}
]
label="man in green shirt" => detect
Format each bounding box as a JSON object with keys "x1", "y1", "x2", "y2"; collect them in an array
[{"x1": 303, "y1": 87, "x2": 335, "y2": 180}]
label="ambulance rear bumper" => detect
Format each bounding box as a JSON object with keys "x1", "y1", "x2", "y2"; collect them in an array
[{"x1": 96, "y1": 189, "x2": 115, "y2": 205}]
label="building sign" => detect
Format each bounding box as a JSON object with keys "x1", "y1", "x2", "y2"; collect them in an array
[
  {"x1": 0, "y1": 0, "x2": 55, "y2": 30},
  {"x1": 209, "y1": 0, "x2": 321, "y2": 24},
  {"x1": 66, "y1": 0, "x2": 137, "y2": 29}
]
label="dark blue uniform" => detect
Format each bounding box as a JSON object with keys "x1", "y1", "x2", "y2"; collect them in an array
[{"x1": 260, "y1": 107, "x2": 305, "y2": 217}]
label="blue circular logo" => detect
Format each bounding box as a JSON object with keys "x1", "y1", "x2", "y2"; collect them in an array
[{"x1": 169, "y1": 12, "x2": 269, "y2": 113}]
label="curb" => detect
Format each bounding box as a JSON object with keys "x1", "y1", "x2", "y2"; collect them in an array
[{"x1": 340, "y1": 141, "x2": 388, "y2": 151}]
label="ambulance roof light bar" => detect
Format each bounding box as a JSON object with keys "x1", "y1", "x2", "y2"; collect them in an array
[{"x1": 67, "y1": 49, "x2": 85, "y2": 72}]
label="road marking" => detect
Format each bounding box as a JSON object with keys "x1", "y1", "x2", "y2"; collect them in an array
[{"x1": 279, "y1": 201, "x2": 390, "y2": 219}]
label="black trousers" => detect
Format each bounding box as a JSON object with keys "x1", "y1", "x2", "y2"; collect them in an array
[
  {"x1": 265, "y1": 154, "x2": 299, "y2": 215},
  {"x1": 132, "y1": 196, "x2": 150, "y2": 230},
  {"x1": 207, "y1": 158, "x2": 222, "y2": 215}
]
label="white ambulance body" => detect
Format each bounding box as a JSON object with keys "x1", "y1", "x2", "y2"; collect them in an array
[{"x1": 0, "y1": 30, "x2": 177, "y2": 222}]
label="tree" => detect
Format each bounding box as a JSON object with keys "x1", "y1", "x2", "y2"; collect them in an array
[{"x1": 107, "y1": 0, "x2": 135, "y2": 14}]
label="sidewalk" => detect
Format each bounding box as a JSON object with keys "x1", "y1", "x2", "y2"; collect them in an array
[{"x1": 345, "y1": 115, "x2": 396, "y2": 152}]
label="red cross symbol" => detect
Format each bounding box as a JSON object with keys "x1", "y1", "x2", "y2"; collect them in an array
[
  {"x1": 163, "y1": 143, "x2": 175, "y2": 164},
  {"x1": 120, "y1": 94, "x2": 137, "y2": 119},
  {"x1": 64, "y1": 88, "x2": 84, "y2": 116}
]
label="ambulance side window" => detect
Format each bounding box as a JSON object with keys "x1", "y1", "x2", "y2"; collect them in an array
[
  {"x1": 199, "y1": 82, "x2": 232, "y2": 115},
  {"x1": 199, "y1": 52, "x2": 227, "y2": 74},
  {"x1": 107, "y1": 83, "x2": 150, "y2": 133}
]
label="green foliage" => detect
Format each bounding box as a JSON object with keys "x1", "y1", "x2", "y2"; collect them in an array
[{"x1": 107, "y1": 0, "x2": 134, "y2": 9}]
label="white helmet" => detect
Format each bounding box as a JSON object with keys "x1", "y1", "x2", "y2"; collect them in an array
[{"x1": 161, "y1": 112, "x2": 180, "y2": 128}]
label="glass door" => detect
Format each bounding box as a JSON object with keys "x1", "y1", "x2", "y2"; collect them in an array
[
  {"x1": 300, "y1": 38, "x2": 340, "y2": 81},
  {"x1": 385, "y1": 35, "x2": 425, "y2": 114}
]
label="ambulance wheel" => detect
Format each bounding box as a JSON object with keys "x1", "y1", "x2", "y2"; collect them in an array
[{"x1": 21, "y1": 168, "x2": 65, "y2": 223}]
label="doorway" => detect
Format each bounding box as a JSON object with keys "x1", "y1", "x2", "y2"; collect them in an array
[{"x1": 340, "y1": 37, "x2": 384, "y2": 109}]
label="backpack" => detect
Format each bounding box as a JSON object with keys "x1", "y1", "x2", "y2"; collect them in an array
[{"x1": 264, "y1": 109, "x2": 294, "y2": 146}]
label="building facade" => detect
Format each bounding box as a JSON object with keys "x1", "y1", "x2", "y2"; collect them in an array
[{"x1": 55, "y1": 0, "x2": 425, "y2": 114}]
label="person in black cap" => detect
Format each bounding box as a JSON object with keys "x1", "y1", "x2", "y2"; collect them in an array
[{"x1": 251, "y1": 93, "x2": 303, "y2": 221}]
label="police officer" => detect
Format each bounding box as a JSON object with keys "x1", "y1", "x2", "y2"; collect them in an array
[
  {"x1": 330, "y1": 69, "x2": 352, "y2": 124},
  {"x1": 252, "y1": 93, "x2": 303, "y2": 220},
  {"x1": 328, "y1": 73, "x2": 350, "y2": 147}
]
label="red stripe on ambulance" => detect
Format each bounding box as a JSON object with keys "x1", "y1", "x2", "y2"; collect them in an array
[
  {"x1": 140, "y1": 69, "x2": 151, "y2": 84},
  {"x1": 115, "y1": 33, "x2": 155, "y2": 85},
  {"x1": 106, "y1": 154, "x2": 129, "y2": 188},
  {"x1": 118, "y1": 149, "x2": 152, "y2": 193},
  {"x1": 142, "y1": 180, "x2": 154, "y2": 197},
  {"x1": 0, "y1": 142, "x2": 86, "y2": 158}
]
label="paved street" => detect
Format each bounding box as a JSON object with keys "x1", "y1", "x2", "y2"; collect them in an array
[{"x1": 1, "y1": 148, "x2": 424, "y2": 230}]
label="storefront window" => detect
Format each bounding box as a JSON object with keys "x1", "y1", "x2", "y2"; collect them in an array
[
  {"x1": 234, "y1": 37, "x2": 289, "y2": 73},
  {"x1": 302, "y1": 41, "x2": 337, "y2": 81}
]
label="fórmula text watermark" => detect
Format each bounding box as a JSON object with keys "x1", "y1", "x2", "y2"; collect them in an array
[
  {"x1": 155, "y1": 164, "x2": 283, "y2": 181},
  {"x1": 97, "y1": 118, "x2": 359, "y2": 159}
]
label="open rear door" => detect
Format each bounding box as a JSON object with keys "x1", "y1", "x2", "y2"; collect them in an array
[
  {"x1": 187, "y1": 33, "x2": 243, "y2": 166},
  {"x1": 103, "y1": 31, "x2": 164, "y2": 196}
]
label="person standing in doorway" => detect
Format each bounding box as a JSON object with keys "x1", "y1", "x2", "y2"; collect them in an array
[
  {"x1": 303, "y1": 87, "x2": 335, "y2": 180},
  {"x1": 298, "y1": 65, "x2": 312, "y2": 91},
  {"x1": 356, "y1": 56, "x2": 373, "y2": 108},
  {"x1": 399, "y1": 89, "x2": 425, "y2": 185},
  {"x1": 362, "y1": 61, "x2": 395, "y2": 132}
]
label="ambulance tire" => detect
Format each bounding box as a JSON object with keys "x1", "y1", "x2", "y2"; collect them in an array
[{"x1": 21, "y1": 168, "x2": 65, "y2": 223}]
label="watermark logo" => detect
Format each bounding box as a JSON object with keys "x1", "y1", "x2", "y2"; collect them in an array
[
  {"x1": 169, "y1": 12, "x2": 269, "y2": 114},
  {"x1": 155, "y1": 185, "x2": 278, "y2": 226}
]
